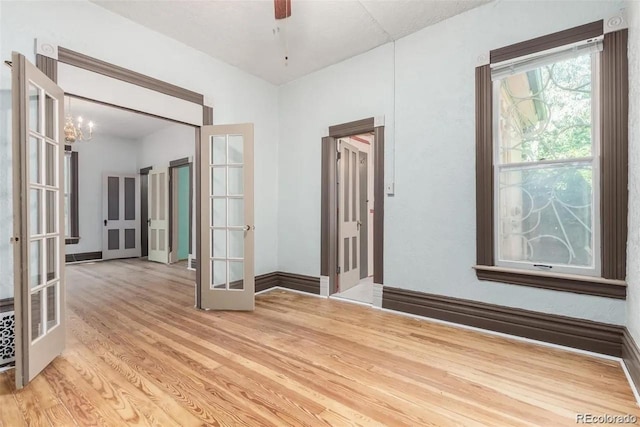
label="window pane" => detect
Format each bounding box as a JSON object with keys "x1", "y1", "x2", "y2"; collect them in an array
[
  {"x1": 498, "y1": 164, "x2": 594, "y2": 267},
  {"x1": 498, "y1": 53, "x2": 593, "y2": 163}
]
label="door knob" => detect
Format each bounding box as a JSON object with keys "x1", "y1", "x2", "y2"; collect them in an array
[
  {"x1": 147, "y1": 218, "x2": 151, "y2": 226},
  {"x1": 245, "y1": 225, "x2": 251, "y2": 231},
  {"x1": 104, "y1": 219, "x2": 107, "y2": 226}
]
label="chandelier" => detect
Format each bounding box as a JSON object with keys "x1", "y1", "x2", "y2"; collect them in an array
[{"x1": 64, "y1": 98, "x2": 94, "y2": 144}]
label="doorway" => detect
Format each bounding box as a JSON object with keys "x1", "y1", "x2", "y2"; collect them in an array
[
  {"x1": 320, "y1": 117, "x2": 385, "y2": 306},
  {"x1": 169, "y1": 159, "x2": 193, "y2": 264},
  {"x1": 333, "y1": 133, "x2": 375, "y2": 304}
]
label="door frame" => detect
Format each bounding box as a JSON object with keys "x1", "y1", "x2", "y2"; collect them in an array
[
  {"x1": 321, "y1": 118, "x2": 384, "y2": 295},
  {"x1": 139, "y1": 166, "x2": 153, "y2": 257},
  {"x1": 35, "y1": 48, "x2": 213, "y2": 309},
  {"x1": 168, "y1": 157, "x2": 193, "y2": 264}
]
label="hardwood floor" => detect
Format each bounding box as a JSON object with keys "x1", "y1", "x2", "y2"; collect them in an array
[{"x1": 1, "y1": 259, "x2": 639, "y2": 426}]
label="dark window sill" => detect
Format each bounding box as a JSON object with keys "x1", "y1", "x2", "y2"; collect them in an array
[
  {"x1": 474, "y1": 265, "x2": 626, "y2": 299},
  {"x1": 65, "y1": 237, "x2": 80, "y2": 245}
]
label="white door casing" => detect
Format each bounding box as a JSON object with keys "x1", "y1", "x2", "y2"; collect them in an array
[
  {"x1": 338, "y1": 139, "x2": 360, "y2": 292},
  {"x1": 12, "y1": 52, "x2": 66, "y2": 388},
  {"x1": 200, "y1": 124, "x2": 254, "y2": 310},
  {"x1": 148, "y1": 168, "x2": 169, "y2": 263},
  {"x1": 102, "y1": 173, "x2": 140, "y2": 260}
]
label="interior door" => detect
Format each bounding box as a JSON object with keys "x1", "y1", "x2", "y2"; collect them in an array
[
  {"x1": 148, "y1": 168, "x2": 169, "y2": 263},
  {"x1": 102, "y1": 173, "x2": 140, "y2": 260},
  {"x1": 338, "y1": 139, "x2": 360, "y2": 292},
  {"x1": 11, "y1": 52, "x2": 65, "y2": 388},
  {"x1": 200, "y1": 124, "x2": 254, "y2": 310}
]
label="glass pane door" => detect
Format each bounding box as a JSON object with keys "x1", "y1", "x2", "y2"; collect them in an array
[{"x1": 200, "y1": 124, "x2": 254, "y2": 310}]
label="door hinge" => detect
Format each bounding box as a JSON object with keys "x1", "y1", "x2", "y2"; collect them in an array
[
  {"x1": 336, "y1": 152, "x2": 341, "y2": 161},
  {"x1": 337, "y1": 266, "x2": 341, "y2": 274}
]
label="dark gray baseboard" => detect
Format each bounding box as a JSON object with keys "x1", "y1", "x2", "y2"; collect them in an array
[
  {"x1": 255, "y1": 272, "x2": 320, "y2": 295},
  {"x1": 65, "y1": 251, "x2": 103, "y2": 263},
  {"x1": 382, "y1": 286, "x2": 624, "y2": 357},
  {"x1": 623, "y1": 328, "x2": 640, "y2": 393}
]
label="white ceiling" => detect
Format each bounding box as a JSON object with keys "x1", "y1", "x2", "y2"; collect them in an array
[
  {"x1": 92, "y1": 0, "x2": 490, "y2": 85},
  {"x1": 66, "y1": 96, "x2": 179, "y2": 141}
]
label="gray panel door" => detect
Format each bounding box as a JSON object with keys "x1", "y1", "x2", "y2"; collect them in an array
[
  {"x1": 11, "y1": 52, "x2": 66, "y2": 388},
  {"x1": 102, "y1": 173, "x2": 140, "y2": 260}
]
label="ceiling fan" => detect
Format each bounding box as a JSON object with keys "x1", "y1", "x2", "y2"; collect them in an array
[{"x1": 274, "y1": 0, "x2": 291, "y2": 20}]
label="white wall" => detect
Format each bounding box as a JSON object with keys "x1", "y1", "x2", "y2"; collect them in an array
[
  {"x1": 278, "y1": 0, "x2": 627, "y2": 324},
  {"x1": 626, "y1": 0, "x2": 640, "y2": 342},
  {"x1": 66, "y1": 136, "x2": 138, "y2": 255},
  {"x1": 1, "y1": 0, "x2": 280, "y2": 275}
]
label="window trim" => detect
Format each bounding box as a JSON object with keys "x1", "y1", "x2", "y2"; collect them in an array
[
  {"x1": 475, "y1": 20, "x2": 628, "y2": 299},
  {"x1": 64, "y1": 145, "x2": 79, "y2": 244}
]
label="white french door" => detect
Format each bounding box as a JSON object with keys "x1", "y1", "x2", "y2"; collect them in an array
[
  {"x1": 338, "y1": 139, "x2": 360, "y2": 292},
  {"x1": 12, "y1": 52, "x2": 66, "y2": 388},
  {"x1": 148, "y1": 168, "x2": 169, "y2": 263},
  {"x1": 102, "y1": 173, "x2": 140, "y2": 260},
  {"x1": 200, "y1": 124, "x2": 254, "y2": 310}
]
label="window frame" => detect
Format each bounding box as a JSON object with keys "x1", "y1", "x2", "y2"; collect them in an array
[
  {"x1": 491, "y1": 49, "x2": 602, "y2": 277},
  {"x1": 474, "y1": 20, "x2": 628, "y2": 300},
  {"x1": 64, "y1": 145, "x2": 79, "y2": 244}
]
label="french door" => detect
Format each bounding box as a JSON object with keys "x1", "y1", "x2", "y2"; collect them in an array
[
  {"x1": 102, "y1": 173, "x2": 140, "y2": 260},
  {"x1": 338, "y1": 139, "x2": 360, "y2": 292},
  {"x1": 12, "y1": 52, "x2": 65, "y2": 388},
  {"x1": 148, "y1": 168, "x2": 169, "y2": 263},
  {"x1": 200, "y1": 124, "x2": 254, "y2": 310}
]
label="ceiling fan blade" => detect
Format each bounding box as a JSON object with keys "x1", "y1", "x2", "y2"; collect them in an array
[{"x1": 274, "y1": 0, "x2": 291, "y2": 20}]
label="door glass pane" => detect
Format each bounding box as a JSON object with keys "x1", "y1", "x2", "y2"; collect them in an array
[
  {"x1": 159, "y1": 173, "x2": 166, "y2": 221},
  {"x1": 211, "y1": 136, "x2": 226, "y2": 165},
  {"x1": 124, "y1": 177, "x2": 135, "y2": 220},
  {"x1": 31, "y1": 289, "x2": 44, "y2": 342},
  {"x1": 30, "y1": 189, "x2": 42, "y2": 235},
  {"x1": 30, "y1": 137, "x2": 41, "y2": 184},
  {"x1": 228, "y1": 199, "x2": 244, "y2": 227},
  {"x1": 211, "y1": 167, "x2": 226, "y2": 196},
  {"x1": 151, "y1": 174, "x2": 157, "y2": 219},
  {"x1": 228, "y1": 166, "x2": 243, "y2": 196},
  {"x1": 46, "y1": 237, "x2": 57, "y2": 282},
  {"x1": 228, "y1": 135, "x2": 243, "y2": 164},
  {"x1": 108, "y1": 176, "x2": 119, "y2": 220},
  {"x1": 46, "y1": 190, "x2": 57, "y2": 234},
  {"x1": 498, "y1": 164, "x2": 594, "y2": 267},
  {"x1": 211, "y1": 199, "x2": 226, "y2": 227},
  {"x1": 29, "y1": 84, "x2": 40, "y2": 134},
  {"x1": 212, "y1": 260, "x2": 226, "y2": 289},
  {"x1": 212, "y1": 229, "x2": 226, "y2": 258},
  {"x1": 45, "y1": 142, "x2": 56, "y2": 187},
  {"x1": 46, "y1": 283, "x2": 58, "y2": 330},
  {"x1": 30, "y1": 239, "x2": 43, "y2": 288},
  {"x1": 228, "y1": 261, "x2": 244, "y2": 290},
  {"x1": 229, "y1": 230, "x2": 244, "y2": 258},
  {"x1": 44, "y1": 93, "x2": 56, "y2": 140}
]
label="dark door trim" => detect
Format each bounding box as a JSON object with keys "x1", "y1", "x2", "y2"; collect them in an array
[
  {"x1": 36, "y1": 49, "x2": 214, "y2": 309},
  {"x1": 139, "y1": 166, "x2": 152, "y2": 258},
  {"x1": 321, "y1": 118, "x2": 384, "y2": 294}
]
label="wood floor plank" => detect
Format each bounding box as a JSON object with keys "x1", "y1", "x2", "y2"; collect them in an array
[{"x1": 4, "y1": 259, "x2": 640, "y2": 426}]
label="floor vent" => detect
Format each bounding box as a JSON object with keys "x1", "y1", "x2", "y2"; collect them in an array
[{"x1": 0, "y1": 311, "x2": 15, "y2": 367}]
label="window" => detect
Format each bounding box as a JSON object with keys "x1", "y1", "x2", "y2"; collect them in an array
[
  {"x1": 64, "y1": 147, "x2": 79, "y2": 243},
  {"x1": 493, "y1": 46, "x2": 600, "y2": 276},
  {"x1": 475, "y1": 20, "x2": 628, "y2": 299}
]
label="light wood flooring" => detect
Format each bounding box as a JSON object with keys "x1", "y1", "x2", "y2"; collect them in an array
[{"x1": 1, "y1": 259, "x2": 639, "y2": 426}]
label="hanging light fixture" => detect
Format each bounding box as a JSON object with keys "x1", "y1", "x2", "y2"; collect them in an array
[{"x1": 64, "y1": 98, "x2": 94, "y2": 144}]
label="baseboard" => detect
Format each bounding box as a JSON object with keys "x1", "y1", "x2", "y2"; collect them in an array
[
  {"x1": 623, "y1": 328, "x2": 640, "y2": 399},
  {"x1": 254, "y1": 272, "x2": 321, "y2": 295},
  {"x1": 65, "y1": 251, "x2": 102, "y2": 263},
  {"x1": 382, "y1": 286, "x2": 624, "y2": 357}
]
